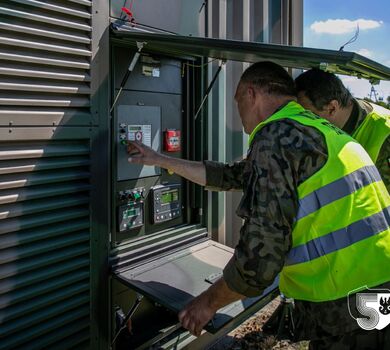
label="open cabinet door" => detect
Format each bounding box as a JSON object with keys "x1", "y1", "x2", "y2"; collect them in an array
[{"x1": 111, "y1": 26, "x2": 390, "y2": 81}]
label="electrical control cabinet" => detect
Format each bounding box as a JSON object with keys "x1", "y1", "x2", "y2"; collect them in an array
[
  {"x1": 112, "y1": 46, "x2": 190, "y2": 245},
  {"x1": 109, "y1": 38, "x2": 277, "y2": 350},
  {"x1": 107, "y1": 41, "x2": 278, "y2": 349},
  {"x1": 108, "y1": 40, "x2": 278, "y2": 350}
]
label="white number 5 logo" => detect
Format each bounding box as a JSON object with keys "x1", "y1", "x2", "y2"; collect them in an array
[
  {"x1": 356, "y1": 293, "x2": 380, "y2": 330},
  {"x1": 350, "y1": 291, "x2": 390, "y2": 330}
]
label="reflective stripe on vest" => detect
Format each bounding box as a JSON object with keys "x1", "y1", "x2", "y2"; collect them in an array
[
  {"x1": 296, "y1": 165, "x2": 382, "y2": 221},
  {"x1": 287, "y1": 205, "x2": 390, "y2": 265},
  {"x1": 250, "y1": 101, "x2": 390, "y2": 302}
]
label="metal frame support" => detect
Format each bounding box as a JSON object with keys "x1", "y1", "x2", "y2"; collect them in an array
[
  {"x1": 110, "y1": 41, "x2": 146, "y2": 113},
  {"x1": 111, "y1": 294, "x2": 144, "y2": 347},
  {"x1": 194, "y1": 60, "x2": 226, "y2": 120}
]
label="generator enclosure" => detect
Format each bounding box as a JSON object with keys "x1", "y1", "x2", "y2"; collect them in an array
[{"x1": 1, "y1": 1, "x2": 390, "y2": 350}]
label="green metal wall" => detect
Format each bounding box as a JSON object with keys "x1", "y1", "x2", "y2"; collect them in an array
[
  {"x1": 0, "y1": 0, "x2": 99, "y2": 348},
  {"x1": 206, "y1": 0, "x2": 303, "y2": 247}
]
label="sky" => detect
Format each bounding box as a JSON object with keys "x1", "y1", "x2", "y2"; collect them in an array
[{"x1": 304, "y1": 0, "x2": 390, "y2": 101}]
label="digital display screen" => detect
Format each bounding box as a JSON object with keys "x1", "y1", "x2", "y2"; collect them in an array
[
  {"x1": 128, "y1": 125, "x2": 142, "y2": 132},
  {"x1": 125, "y1": 207, "x2": 140, "y2": 217},
  {"x1": 161, "y1": 190, "x2": 178, "y2": 204}
]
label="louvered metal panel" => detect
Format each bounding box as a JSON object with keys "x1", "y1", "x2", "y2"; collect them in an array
[
  {"x1": 0, "y1": 195, "x2": 89, "y2": 219},
  {"x1": 0, "y1": 7, "x2": 91, "y2": 31},
  {"x1": 17, "y1": 322, "x2": 90, "y2": 350},
  {"x1": 0, "y1": 22, "x2": 91, "y2": 44},
  {"x1": 1, "y1": 218, "x2": 90, "y2": 248},
  {"x1": 0, "y1": 110, "x2": 92, "y2": 127},
  {"x1": 0, "y1": 264, "x2": 90, "y2": 316},
  {"x1": 0, "y1": 50, "x2": 90, "y2": 69},
  {"x1": 0, "y1": 95, "x2": 90, "y2": 107},
  {"x1": 0, "y1": 82, "x2": 90, "y2": 94},
  {"x1": 0, "y1": 65, "x2": 90, "y2": 81},
  {"x1": 0, "y1": 157, "x2": 90, "y2": 174},
  {"x1": 0, "y1": 182, "x2": 91, "y2": 203},
  {"x1": 0, "y1": 169, "x2": 90, "y2": 189},
  {"x1": 70, "y1": 0, "x2": 92, "y2": 6},
  {"x1": 0, "y1": 278, "x2": 89, "y2": 316},
  {"x1": 0, "y1": 0, "x2": 94, "y2": 348},
  {"x1": 0, "y1": 140, "x2": 91, "y2": 349},
  {"x1": 1, "y1": 311, "x2": 90, "y2": 349},
  {"x1": 0, "y1": 141, "x2": 89, "y2": 159},
  {"x1": 1, "y1": 207, "x2": 89, "y2": 235},
  {"x1": 0, "y1": 257, "x2": 89, "y2": 294},
  {"x1": 0, "y1": 36, "x2": 91, "y2": 56},
  {"x1": 9, "y1": 0, "x2": 92, "y2": 19},
  {"x1": 0, "y1": 0, "x2": 92, "y2": 126},
  {"x1": 0, "y1": 294, "x2": 89, "y2": 337}
]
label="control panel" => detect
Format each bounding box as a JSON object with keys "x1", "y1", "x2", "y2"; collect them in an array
[
  {"x1": 117, "y1": 105, "x2": 161, "y2": 181},
  {"x1": 121, "y1": 124, "x2": 152, "y2": 145},
  {"x1": 151, "y1": 184, "x2": 181, "y2": 224},
  {"x1": 117, "y1": 187, "x2": 145, "y2": 232}
]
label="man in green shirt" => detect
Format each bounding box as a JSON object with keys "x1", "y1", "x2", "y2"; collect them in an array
[{"x1": 295, "y1": 68, "x2": 390, "y2": 192}]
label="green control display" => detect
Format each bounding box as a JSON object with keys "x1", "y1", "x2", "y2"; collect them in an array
[
  {"x1": 161, "y1": 190, "x2": 179, "y2": 204},
  {"x1": 151, "y1": 184, "x2": 181, "y2": 224},
  {"x1": 123, "y1": 208, "x2": 139, "y2": 218}
]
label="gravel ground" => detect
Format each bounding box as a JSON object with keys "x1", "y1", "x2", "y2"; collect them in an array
[{"x1": 210, "y1": 297, "x2": 309, "y2": 350}]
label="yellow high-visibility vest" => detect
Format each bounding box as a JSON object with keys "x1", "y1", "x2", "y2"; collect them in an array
[
  {"x1": 249, "y1": 101, "x2": 390, "y2": 302},
  {"x1": 352, "y1": 101, "x2": 390, "y2": 162}
]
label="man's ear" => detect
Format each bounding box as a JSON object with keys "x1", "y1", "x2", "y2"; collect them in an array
[
  {"x1": 247, "y1": 86, "x2": 256, "y2": 102},
  {"x1": 326, "y1": 100, "x2": 340, "y2": 117}
]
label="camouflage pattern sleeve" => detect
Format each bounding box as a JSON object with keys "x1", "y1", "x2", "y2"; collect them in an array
[
  {"x1": 203, "y1": 160, "x2": 246, "y2": 191},
  {"x1": 223, "y1": 119, "x2": 328, "y2": 297},
  {"x1": 375, "y1": 136, "x2": 390, "y2": 193}
]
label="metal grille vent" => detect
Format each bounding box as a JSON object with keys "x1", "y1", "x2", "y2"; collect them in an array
[
  {"x1": 0, "y1": 140, "x2": 91, "y2": 350},
  {"x1": 0, "y1": 0, "x2": 93, "y2": 349},
  {"x1": 0, "y1": 0, "x2": 92, "y2": 126}
]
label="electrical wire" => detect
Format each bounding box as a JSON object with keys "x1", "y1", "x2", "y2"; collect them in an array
[
  {"x1": 339, "y1": 25, "x2": 359, "y2": 51},
  {"x1": 183, "y1": 58, "x2": 218, "y2": 68},
  {"x1": 181, "y1": 58, "x2": 218, "y2": 77}
]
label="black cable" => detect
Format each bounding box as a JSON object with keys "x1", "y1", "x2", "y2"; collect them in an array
[{"x1": 339, "y1": 25, "x2": 359, "y2": 51}]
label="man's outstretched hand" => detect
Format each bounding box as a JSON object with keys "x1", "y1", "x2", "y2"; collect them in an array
[
  {"x1": 178, "y1": 278, "x2": 244, "y2": 337},
  {"x1": 127, "y1": 141, "x2": 207, "y2": 186},
  {"x1": 127, "y1": 141, "x2": 163, "y2": 167},
  {"x1": 178, "y1": 292, "x2": 217, "y2": 337}
]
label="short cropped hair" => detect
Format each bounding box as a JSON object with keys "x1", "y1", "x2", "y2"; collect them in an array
[
  {"x1": 240, "y1": 61, "x2": 296, "y2": 97},
  {"x1": 295, "y1": 68, "x2": 353, "y2": 110}
]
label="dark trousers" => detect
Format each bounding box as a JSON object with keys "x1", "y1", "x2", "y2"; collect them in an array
[{"x1": 309, "y1": 326, "x2": 390, "y2": 350}]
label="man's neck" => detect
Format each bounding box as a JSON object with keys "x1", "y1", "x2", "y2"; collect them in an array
[{"x1": 260, "y1": 96, "x2": 297, "y2": 121}]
